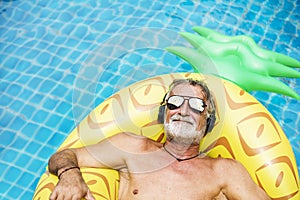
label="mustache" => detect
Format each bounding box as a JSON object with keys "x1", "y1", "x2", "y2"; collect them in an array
[{"x1": 170, "y1": 114, "x2": 195, "y2": 125}]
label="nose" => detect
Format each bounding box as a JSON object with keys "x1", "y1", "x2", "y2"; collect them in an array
[{"x1": 179, "y1": 99, "x2": 190, "y2": 116}]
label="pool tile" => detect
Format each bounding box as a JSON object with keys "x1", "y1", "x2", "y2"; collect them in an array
[
  {"x1": 285, "y1": 1, "x2": 295, "y2": 10},
  {"x1": 275, "y1": 43, "x2": 291, "y2": 55},
  {"x1": 19, "y1": 190, "x2": 35, "y2": 200},
  {"x1": 64, "y1": 90, "x2": 73, "y2": 102},
  {"x1": 35, "y1": 127, "x2": 52, "y2": 143},
  {"x1": 250, "y1": 4, "x2": 260, "y2": 12},
  {"x1": 3, "y1": 57, "x2": 18, "y2": 68},
  {"x1": 21, "y1": 105, "x2": 36, "y2": 120},
  {"x1": 253, "y1": 25, "x2": 264, "y2": 35},
  {"x1": 240, "y1": 21, "x2": 253, "y2": 31},
  {"x1": 45, "y1": 114, "x2": 62, "y2": 128},
  {"x1": 224, "y1": 13, "x2": 238, "y2": 26},
  {"x1": 261, "y1": 39, "x2": 275, "y2": 49},
  {"x1": 69, "y1": 51, "x2": 83, "y2": 62},
  {"x1": 0, "y1": 110, "x2": 15, "y2": 128},
  {"x1": 284, "y1": 125, "x2": 298, "y2": 143},
  {"x1": 7, "y1": 185, "x2": 23, "y2": 199},
  {"x1": 56, "y1": 101, "x2": 71, "y2": 115},
  {"x1": 267, "y1": 104, "x2": 281, "y2": 120},
  {"x1": 0, "y1": 79, "x2": 9, "y2": 91},
  {"x1": 32, "y1": 110, "x2": 48, "y2": 123},
  {"x1": 1, "y1": 149, "x2": 18, "y2": 163},
  {"x1": 16, "y1": 74, "x2": 32, "y2": 85},
  {"x1": 4, "y1": 166, "x2": 22, "y2": 182},
  {"x1": 0, "y1": 131, "x2": 16, "y2": 146},
  {"x1": 37, "y1": 68, "x2": 54, "y2": 79},
  {"x1": 42, "y1": 97, "x2": 59, "y2": 110},
  {"x1": 292, "y1": 37, "x2": 300, "y2": 49},
  {"x1": 39, "y1": 80, "x2": 57, "y2": 93},
  {"x1": 57, "y1": 118, "x2": 75, "y2": 133},
  {"x1": 280, "y1": 34, "x2": 293, "y2": 44},
  {"x1": 0, "y1": 181, "x2": 10, "y2": 195},
  {"x1": 0, "y1": 95, "x2": 13, "y2": 107},
  {"x1": 18, "y1": 89, "x2": 33, "y2": 101},
  {"x1": 270, "y1": 95, "x2": 287, "y2": 107},
  {"x1": 57, "y1": 47, "x2": 71, "y2": 58},
  {"x1": 24, "y1": 49, "x2": 41, "y2": 60},
  {"x1": 38, "y1": 145, "x2": 55, "y2": 159},
  {"x1": 27, "y1": 158, "x2": 45, "y2": 173},
  {"x1": 245, "y1": 11, "x2": 257, "y2": 21},
  {"x1": 15, "y1": 153, "x2": 31, "y2": 167},
  {"x1": 48, "y1": 133, "x2": 66, "y2": 147},
  {"x1": 37, "y1": 52, "x2": 51, "y2": 65},
  {"x1": 61, "y1": 24, "x2": 76, "y2": 36},
  {"x1": 30, "y1": 93, "x2": 45, "y2": 105},
  {"x1": 73, "y1": 25, "x2": 89, "y2": 39},
  {"x1": 52, "y1": 83, "x2": 68, "y2": 95},
  {"x1": 284, "y1": 110, "x2": 298, "y2": 125},
  {"x1": 25, "y1": 141, "x2": 42, "y2": 155},
  {"x1": 284, "y1": 21, "x2": 296, "y2": 34},
  {"x1": 10, "y1": 115, "x2": 27, "y2": 131}
]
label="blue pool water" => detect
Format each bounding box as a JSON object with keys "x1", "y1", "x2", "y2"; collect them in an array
[{"x1": 0, "y1": 0, "x2": 299, "y2": 199}]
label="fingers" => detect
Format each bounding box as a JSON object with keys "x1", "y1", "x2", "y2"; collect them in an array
[
  {"x1": 50, "y1": 188, "x2": 65, "y2": 200},
  {"x1": 49, "y1": 188, "x2": 58, "y2": 200},
  {"x1": 85, "y1": 189, "x2": 96, "y2": 200},
  {"x1": 50, "y1": 185, "x2": 94, "y2": 200},
  {"x1": 71, "y1": 194, "x2": 86, "y2": 200}
]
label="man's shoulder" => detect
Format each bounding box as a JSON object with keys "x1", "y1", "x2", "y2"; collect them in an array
[
  {"x1": 212, "y1": 157, "x2": 242, "y2": 168},
  {"x1": 206, "y1": 157, "x2": 250, "y2": 179},
  {"x1": 198, "y1": 157, "x2": 243, "y2": 172},
  {"x1": 109, "y1": 132, "x2": 160, "y2": 152},
  {"x1": 109, "y1": 132, "x2": 148, "y2": 142}
]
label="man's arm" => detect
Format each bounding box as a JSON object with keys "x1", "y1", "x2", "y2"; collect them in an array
[
  {"x1": 48, "y1": 132, "x2": 141, "y2": 200},
  {"x1": 48, "y1": 148, "x2": 79, "y2": 177},
  {"x1": 48, "y1": 148, "x2": 96, "y2": 200},
  {"x1": 218, "y1": 158, "x2": 271, "y2": 200}
]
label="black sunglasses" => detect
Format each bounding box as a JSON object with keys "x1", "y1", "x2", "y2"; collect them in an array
[{"x1": 166, "y1": 95, "x2": 207, "y2": 113}]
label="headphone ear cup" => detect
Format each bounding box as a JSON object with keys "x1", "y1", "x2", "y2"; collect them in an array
[
  {"x1": 205, "y1": 113, "x2": 216, "y2": 134},
  {"x1": 158, "y1": 105, "x2": 165, "y2": 124}
]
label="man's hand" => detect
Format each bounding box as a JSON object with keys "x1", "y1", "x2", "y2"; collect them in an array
[{"x1": 49, "y1": 168, "x2": 95, "y2": 200}]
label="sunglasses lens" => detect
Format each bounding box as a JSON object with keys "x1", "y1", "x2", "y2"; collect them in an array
[
  {"x1": 189, "y1": 98, "x2": 205, "y2": 112},
  {"x1": 166, "y1": 96, "x2": 184, "y2": 110}
]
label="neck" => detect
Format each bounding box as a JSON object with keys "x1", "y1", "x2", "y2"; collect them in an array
[{"x1": 163, "y1": 141, "x2": 201, "y2": 162}]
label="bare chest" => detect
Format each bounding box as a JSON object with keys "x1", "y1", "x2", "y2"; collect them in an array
[{"x1": 118, "y1": 161, "x2": 223, "y2": 200}]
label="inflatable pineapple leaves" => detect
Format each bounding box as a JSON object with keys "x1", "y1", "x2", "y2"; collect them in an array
[{"x1": 166, "y1": 26, "x2": 300, "y2": 99}]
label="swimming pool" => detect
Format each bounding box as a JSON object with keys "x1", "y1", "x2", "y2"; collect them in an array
[{"x1": 0, "y1": 0, "x2": 299, "y2": 199}]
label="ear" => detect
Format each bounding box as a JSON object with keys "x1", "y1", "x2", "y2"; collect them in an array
[{"x1": 157, "y1": 105, "x2": 165, "y2": 124}]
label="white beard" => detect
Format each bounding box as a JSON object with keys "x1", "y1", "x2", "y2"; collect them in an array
[{"x1": 164, "y1": 114, "x2": 206, "y2": 146}]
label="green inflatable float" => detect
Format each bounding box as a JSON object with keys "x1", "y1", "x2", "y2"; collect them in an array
[{"x1": 166, "y1": 26, "x2": 300, "y2": 99}]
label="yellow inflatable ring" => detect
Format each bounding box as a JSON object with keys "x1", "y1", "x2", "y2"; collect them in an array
[{"x1": 33, "y1": 73, "x2": 299, "y2": 200}]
